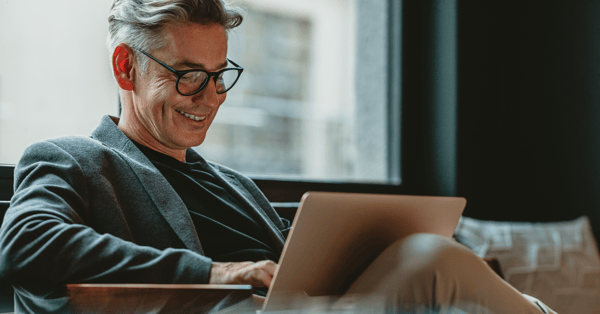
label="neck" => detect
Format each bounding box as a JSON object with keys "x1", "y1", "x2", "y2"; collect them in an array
[{"x1": 118, "y1": 94, "x2": 187, "y2": 163}]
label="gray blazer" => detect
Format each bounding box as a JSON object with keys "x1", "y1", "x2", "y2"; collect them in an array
[{"x1": 0, "y1": 115, "x2": 289, "y2": 313}]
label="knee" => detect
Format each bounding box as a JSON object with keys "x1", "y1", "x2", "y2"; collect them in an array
[
  {"x1": 393, "y1": 233, "x2": 482, "y2": 277},
  {"x1": 346, "y1": 233, "x2": 485, "y2": 297}
]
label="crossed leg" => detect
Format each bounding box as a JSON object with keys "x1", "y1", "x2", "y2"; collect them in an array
[{"x1": 342, "y1": 233, "x2": 557, "y2": 314}]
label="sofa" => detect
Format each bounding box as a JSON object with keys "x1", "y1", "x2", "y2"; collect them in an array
[{"x1": 454, "y1": 215, "x2": 600, "y2": 314}]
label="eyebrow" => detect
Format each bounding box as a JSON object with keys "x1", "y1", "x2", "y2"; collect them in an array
[{"x1": 171, "y1": 59, "x2": 229, "y2": 71}]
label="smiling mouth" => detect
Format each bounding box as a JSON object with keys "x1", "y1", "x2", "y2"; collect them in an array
[{"x1": 176, "y1": 109, "x2": 206, "y2": 122}]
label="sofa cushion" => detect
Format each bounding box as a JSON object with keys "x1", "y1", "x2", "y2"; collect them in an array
[{"x1": 454, "y1": 216, "x2": 600, "y2": 314}]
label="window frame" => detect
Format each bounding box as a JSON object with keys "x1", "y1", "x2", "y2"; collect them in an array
[{"x1": 0, "y1": 164, "x2": 14, "y2": 201}]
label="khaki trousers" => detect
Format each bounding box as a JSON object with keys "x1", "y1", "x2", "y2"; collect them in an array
[{"x1": 341, "y1": 233, "x2": 557, "y2": 314}]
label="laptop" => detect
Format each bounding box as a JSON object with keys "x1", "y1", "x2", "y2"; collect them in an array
[{"x1": 260, "y1": 191, "x2": 467, "y2": 312}]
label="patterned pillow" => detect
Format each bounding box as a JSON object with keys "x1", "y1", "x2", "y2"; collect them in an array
[{"x1": 454, "y1": 216, "x2": 600, "y2": 314}]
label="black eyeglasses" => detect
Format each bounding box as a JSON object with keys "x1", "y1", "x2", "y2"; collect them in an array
[{"x1": 134, "y1": 48, "x2": 243, "y2": 96}]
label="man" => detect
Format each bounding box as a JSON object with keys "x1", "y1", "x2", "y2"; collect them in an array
[{"x1": 0, "y1": 0, "x2": 555, "y2": 313}]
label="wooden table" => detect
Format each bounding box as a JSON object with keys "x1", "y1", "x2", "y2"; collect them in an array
[{"x1": 66, "y1": 284, "x2": 253, "y2": 313}]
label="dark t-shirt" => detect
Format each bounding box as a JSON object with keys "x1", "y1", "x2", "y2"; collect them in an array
[{"x1": 133, "y1": 142, "x2": 281, "y2": 266}]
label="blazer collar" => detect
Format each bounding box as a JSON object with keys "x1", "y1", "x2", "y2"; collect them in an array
[{"x1": 91, "y1": 115, "x2": 204, "y2": 254}]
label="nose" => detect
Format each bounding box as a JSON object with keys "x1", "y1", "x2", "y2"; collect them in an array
[{"x1": 192, "y1": 78, "x2": 221, "y2": 108}]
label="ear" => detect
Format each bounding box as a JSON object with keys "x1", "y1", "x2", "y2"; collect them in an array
[{"x1": 112, "y1": 44, "x2": 134, "y2": 91}]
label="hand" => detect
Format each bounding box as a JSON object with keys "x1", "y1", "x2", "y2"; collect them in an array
[{"x1": 209, "y1": 260, "x2": 277, "y2": 288}]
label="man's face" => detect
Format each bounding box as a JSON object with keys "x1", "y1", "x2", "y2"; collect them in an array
[{"x1": 131, "y1": 23, "x2": 228, "y2": 150}]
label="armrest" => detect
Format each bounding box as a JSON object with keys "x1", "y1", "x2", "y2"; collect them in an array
[{"x1": 66, "y1": 284, "x2": 253, "y2": 313}]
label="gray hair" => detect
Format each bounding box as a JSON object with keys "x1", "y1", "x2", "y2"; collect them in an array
[{"x1": 107, "y1": 0, "x2": 243, "y2": 74}]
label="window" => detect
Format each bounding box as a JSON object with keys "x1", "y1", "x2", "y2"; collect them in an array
[
  {"x1": 0, "y1": 1, "x2": 119, "y2": 163},
  {"x1": 0, "y1": 0, "x2": 399, "y2": 188}
]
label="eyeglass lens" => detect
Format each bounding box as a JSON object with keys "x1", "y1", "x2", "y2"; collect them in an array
[{"x1": 178, "y1": 69, "x2": 240, "y2": 95}]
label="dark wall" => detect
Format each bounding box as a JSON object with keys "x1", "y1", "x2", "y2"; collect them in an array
[
  {"x1": 457, "y1": 0, "x2": 600, "y2": 225},
  {"x1": 402, "y1": 0, "x2": 600, "y2": 238}
]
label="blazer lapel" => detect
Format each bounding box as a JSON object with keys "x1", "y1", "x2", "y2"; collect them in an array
[
  {"x1": 92, "y1": 116, "x2": 204, "y2": 255},
  {"x1": 216, "y1": 172, "x2": 287, "y2": 250}
]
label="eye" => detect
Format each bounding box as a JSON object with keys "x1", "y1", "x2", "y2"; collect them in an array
[{"x1": 180, "y1": 71, "x2": 206, "y2": 83}]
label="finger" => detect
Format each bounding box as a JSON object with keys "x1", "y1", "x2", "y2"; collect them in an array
[
  {"x1": 239, "y1": 265, "x2": 267, "y2": 287},
  {"x1": 260, "y1": 269, "x2": 274, "y2": 288},
  {"x1": 230, "y1": 261, "x2": 277, "y2": 287},
  {"x1": 258, "y1": 260, "x2": 278, "y2": 276}
]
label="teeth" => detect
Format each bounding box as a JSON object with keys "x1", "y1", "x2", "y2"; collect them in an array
[{"x1": 176, "y1": 109, "x2": 205, "y2": 122}]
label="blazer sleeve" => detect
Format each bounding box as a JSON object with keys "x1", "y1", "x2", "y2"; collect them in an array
[{"x1": 0, "y1": 141, "x2": 212, "y2": 292}]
